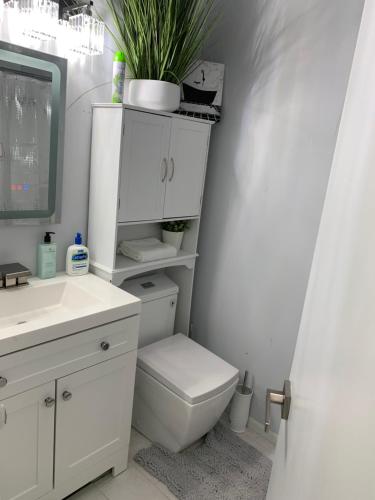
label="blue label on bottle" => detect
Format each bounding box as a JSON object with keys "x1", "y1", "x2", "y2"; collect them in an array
[{"x1": 72, "y1": 253, "x2": 88, "y2": 261}]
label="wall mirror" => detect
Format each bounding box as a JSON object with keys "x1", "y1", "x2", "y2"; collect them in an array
[{"x1": 0, "y1": 42, "x2": 66, "y2": 221}]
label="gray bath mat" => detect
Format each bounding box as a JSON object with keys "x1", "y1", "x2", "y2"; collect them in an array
[{"x1": 134, "y1": 421, "x2": 272, "y2": 500}]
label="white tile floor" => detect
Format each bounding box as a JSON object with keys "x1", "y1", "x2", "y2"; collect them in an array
[{"x1": 68, "y1": 424, "x2": 275, "y2": 500}]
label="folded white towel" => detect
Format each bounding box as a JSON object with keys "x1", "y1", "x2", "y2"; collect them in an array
[{"x1": 119, "y1": 237, "x2": 178, "y2": 263}]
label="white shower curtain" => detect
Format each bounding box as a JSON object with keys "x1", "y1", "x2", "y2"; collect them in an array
[{"x1": 267, "y1": 0, "x2": 375, "y2": 497}]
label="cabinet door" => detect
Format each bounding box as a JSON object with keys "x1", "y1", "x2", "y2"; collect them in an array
[
  {"x1": 0, "y1": 382, "x2": 55, "y2": 500},
  {"x1": 164, "y1": 118, "x2": 210, "y2": 218},
  {"x1": 54, "y1": 353, "x2": 137, "y2": 486},
  {"x1": 118, "y1": 110, "x2": 171, "y2": 222}
]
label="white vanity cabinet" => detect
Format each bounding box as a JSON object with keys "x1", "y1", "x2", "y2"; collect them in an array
[
  {"x1": 0, "y1": 316, "x2": 139, "y2": 500},
  {"x1": 54, "y1": 353, "x2": 136, "y2": 488},
  {"x1": 88, "y1": 104, "x2": 214, "y2": 336},
  {"x1": 0, "y1": 383, "x2": 55, "y2": 500}
]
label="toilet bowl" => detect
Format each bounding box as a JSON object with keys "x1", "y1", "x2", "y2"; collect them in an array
[
  {"x1": 132, "y1": 334, "x2": 239, "y2": 452},
  {"x1": 122, "y1": 274, "x2": 239, "y2": 452}
]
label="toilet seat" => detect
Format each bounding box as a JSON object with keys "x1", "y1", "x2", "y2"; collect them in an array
[{"x1": 137, "y1": 333, "x2": 239, "y2": 404}]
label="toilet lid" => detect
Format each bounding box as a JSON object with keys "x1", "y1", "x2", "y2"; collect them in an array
[{"x1": 137, "y1": 334, "x2": 239, "y2": 404}]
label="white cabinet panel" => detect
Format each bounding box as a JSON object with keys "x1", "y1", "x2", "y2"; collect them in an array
[
  {"x1": 164, "y1": 118, "x2": 210, "y2": 218},
  {"x1": 0, "y1": 317, "x2": 139, "y2": 401},
  {"x1": 118, "y1": 110, "x2": 171, "y2": 222},
  {"x1": 0, "y1": 382, "x2": 55, "y2": 500},
  {"x1": 54, "y1": 352, "x2": 137, "y2": 487}
]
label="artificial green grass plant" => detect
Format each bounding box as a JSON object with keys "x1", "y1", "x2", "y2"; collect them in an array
[
  {"x1": 105, "y1": 0, "x2": 216, "y2": 84},
  {"x1": 161, "y1": 220, "x2": 190, "y2": 232}
]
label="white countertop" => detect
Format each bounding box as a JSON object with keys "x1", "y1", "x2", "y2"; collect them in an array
[{"x1": 0, "y1": 273, "x2": 141, "y2": 357}]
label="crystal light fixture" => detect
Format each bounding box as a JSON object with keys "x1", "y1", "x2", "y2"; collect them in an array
[
  {"x1": 0, "y1": 0, "x2": 104, "y2": 56},
  {"x1": 67, "y1": 2, "x2": 104, "y2": 56},
  {"x1": 18, "y1": 0, "x2": 59, "y2": 40}
]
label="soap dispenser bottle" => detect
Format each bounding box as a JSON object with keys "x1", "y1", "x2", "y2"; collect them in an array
[
  {"x1": 66, "y1": 232, "x2": 89, "y2": 276},
  {"x1": 38, "y1": 231, "x2": 57, "y2": 279}
]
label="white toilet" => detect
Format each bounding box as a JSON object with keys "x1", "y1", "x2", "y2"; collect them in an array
[{"x1": 122, "y1": 274, "x2": 239, "y2": 452}]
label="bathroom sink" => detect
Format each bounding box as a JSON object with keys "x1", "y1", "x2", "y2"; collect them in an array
[{"x1": 0, "y1": 273, "x2": 140, "y2": 356}]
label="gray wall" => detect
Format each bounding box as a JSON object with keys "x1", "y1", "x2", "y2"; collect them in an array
[
  {"x1": 0, "y1": 0, "x2": 364, "y2": 430},
  {"x1": 191, "y1": 0, "x2": 364, "y2": 430},
  {"x1": 0, "y1": 2, "x2": 115, "y2": 273}
]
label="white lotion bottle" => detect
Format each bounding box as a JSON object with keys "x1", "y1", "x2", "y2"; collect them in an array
[{"x1": 66, "y1": 232, "x2": 89, "y2": 276}]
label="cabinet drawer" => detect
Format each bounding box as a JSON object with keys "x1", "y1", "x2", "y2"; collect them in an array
[{"x1": 0, "y1": 316, "x2": 139, "y2": 400}]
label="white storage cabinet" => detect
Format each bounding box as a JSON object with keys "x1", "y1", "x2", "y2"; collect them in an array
[
  {"x1": 88, "y1": 104, "x2": 214, "y2": 335},
  {"x1": 117, "y1": 110, "x2": 210, "y2": 221},
  {"x1": 0, "y1": 316, "x2": 139, "y2": 500}
]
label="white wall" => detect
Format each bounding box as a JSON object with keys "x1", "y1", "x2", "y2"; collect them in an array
[
  {"x1": 191, "y1": 0, "x2": 364, "y2": 430},
  {"x1": 0, "y1": 2, "x2": 115, "y2": 273}
]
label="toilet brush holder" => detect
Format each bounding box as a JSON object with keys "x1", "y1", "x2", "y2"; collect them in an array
[{"x1": 229, "y1": 385, "x2": 253, "y2": 433}]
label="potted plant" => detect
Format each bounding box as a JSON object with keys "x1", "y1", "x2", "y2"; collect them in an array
[
  {"x1": 161, "y1": 220, "x2": 190, "y2": 250},
  {"x1": 105, "y1": 0, "x2": 216, "y2": 111}
]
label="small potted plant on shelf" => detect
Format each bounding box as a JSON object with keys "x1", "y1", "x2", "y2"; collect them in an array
[
  {"x1": 104, "y1": 0, "x2": 216, "y2": 112},
  {"x1": 161, "y1": 220, "x2": 190, "y2": 251}
]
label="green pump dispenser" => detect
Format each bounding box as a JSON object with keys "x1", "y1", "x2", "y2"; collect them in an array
[{"x1": 37, "y1": 231, "x2": 57, "y2": 279}]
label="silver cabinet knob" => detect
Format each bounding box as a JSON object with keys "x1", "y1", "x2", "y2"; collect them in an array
[
  {"x1": 62, "y1": 391, "x2": 72, "y2": 401},
  {"x1": 44, "y1": 397, "x2": 55, "y2": 408},
  {"x1": 0, "y1": 377, "x2": 7, "y2": 388},
  {"x1": 100, "y1": 341, "x2": 110, "y2": 351}
]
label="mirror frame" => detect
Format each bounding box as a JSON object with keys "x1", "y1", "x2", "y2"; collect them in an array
[{"x1": 0, "y1": 41, "x2": 67, "y2": 221}]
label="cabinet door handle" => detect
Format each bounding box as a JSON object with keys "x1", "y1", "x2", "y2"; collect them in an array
[
  {"x1": 62, "y1": 391, "x2": 72, "y2": 401},
  {"x1": 0, "y1": 377, "x2": 8, "y2": 388},
  {"x1": 0, "y1": 404, "x2": 7, "y2": 426},
  {"x1": 161, "y1": 158, "x2": 168, "y2": 182},
  {"x1": 44, "y1": 397, "x2": 55, "y2": 408},
  {"x1": 168, "y1": 158, "x2": 175, "y2": 182}
]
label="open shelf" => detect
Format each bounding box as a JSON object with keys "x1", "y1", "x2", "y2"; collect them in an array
[{"x1": 90, "y1": 250, "x2": 198, "y2": 285}]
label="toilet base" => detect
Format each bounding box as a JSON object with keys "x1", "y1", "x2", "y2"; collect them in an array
[{"x1": 132, "y1": 366, "x2": 238, "y2": 452}]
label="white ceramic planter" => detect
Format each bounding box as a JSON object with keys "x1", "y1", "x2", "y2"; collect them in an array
[
  {"x1": 129, "y1": 79, "x2": 181, "y2": 112},
  {"x1": 162, "y1": 230, "x2": 184, "y2": 251}
]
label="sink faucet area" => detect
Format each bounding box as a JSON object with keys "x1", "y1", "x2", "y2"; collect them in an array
[{"x1": 0, "y1": 263, "x2": 32, "y2": 288}]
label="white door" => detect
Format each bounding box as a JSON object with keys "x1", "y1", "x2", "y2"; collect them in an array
[
  {"x1": 267, "y1": 2, "x2": 375, "y2": 499},
  {"x1": 0, "y1": 382, "x2": 55, "y2": 500},
  {"x1": 118, "y1": 110, "x2": 171, "y2": 222},
  {"x1": 163, "y1": 118, "x2": 210, "y2": 218},
  {"x1": 54, "y1": 353, "x2": 137, "y2": 487}
]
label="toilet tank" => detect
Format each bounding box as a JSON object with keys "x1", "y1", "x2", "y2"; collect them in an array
[{"x1": 121, "y1": 274, "x2": 179, "y2": 348}]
